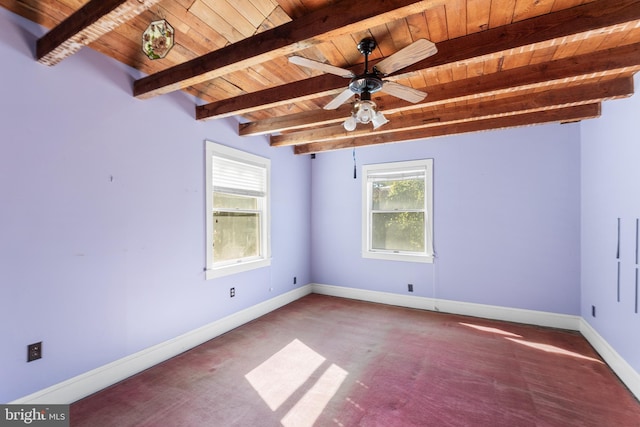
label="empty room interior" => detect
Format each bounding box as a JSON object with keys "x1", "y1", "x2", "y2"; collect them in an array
[{"x1": 2, "y1": 1, "x2": 640, "y2": 425}]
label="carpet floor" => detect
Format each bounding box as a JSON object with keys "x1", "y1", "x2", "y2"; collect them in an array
[{"x1": 70, "y1": 294, "x2": 640, "y2": 426}]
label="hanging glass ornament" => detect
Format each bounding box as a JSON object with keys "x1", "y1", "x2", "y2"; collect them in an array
[{"x1": 142, "y1": 19, "x2": 174, "y2": 60}]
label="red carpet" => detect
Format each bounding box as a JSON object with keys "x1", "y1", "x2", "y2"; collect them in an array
[{"x1": 71, "y1": 294, "x2": 640, "y2": 426}]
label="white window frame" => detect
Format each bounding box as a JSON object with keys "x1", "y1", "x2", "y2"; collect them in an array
[
  {"x1": 362, "y1": 159, "x2": 434, "y2": 263},
  {"x1": 205, "y1": 141, "x2": 271, "y2": 279}
]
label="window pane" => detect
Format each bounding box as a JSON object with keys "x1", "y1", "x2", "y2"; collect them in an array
[
  {"x1": 372, "y1": 212, "x2": 425, "y2": 252},
  {"x1": 213, "y1": 211, "x2": 260, "y2": 263},
  {"x1": 372, "y1": 179, "x2": 424, "y2": 210},
  {"x1": 214, "y1": 193, "x2": 258, "y2": 210}
]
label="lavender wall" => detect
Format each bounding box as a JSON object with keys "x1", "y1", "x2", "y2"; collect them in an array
[
  {"x1": 311, "y1": 124, "x2": 581, "y2": 314},
  {"x1": 0, "y1": 9, "x2": 311, "y2": 403},
  {"x1": 581, "y1": 73, "x2": 640, "y2": 374}
]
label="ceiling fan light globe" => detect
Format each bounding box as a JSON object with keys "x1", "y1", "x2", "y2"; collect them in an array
[
  {"x1": 344, "y1": 116, "x2": 357, "y2": 131},
  {"x1": 358, "y1": 113, "x2": 372, "y2": 124},
  {"x1": 372, "y1": 111, "x2": 389, "y2": 129},
  {"x1": 356, "y1": 101, "x2": 375, "y2": 124}
]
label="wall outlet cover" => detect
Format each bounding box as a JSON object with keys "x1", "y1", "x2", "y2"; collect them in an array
[{"x1": 28, "y1": 342, "x2": 42, "y2": 362}]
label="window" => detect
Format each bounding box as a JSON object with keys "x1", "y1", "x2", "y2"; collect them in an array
[
  {"x1": 205, "y1": 141, "x2": 270, "y2": 279},
  {"x1": 362, "y1": 159, "x2": 433, "y2": 263}
]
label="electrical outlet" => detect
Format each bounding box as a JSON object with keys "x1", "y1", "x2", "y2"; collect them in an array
[
  {"x1": 592, "y1": 305, "x2": 596, "y2": 317},
  {"x1": 27, "y1": 342, "x2": 42, "y2": 362},
  {"x1": 230, "y1": 287, "x2": 235, "y2": 298},
  {"x1": 408, "y1": 284, "x2": 414, "y2": 292},
  {"x1": 293, "y1": 276, "x2": 297, "y2": 285}
]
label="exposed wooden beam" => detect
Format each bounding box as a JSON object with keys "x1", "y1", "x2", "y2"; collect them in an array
[
  {"x1": 133, "y1": 0, "x2": 444, "y2": 99},
  {"x1": 293, "y1": 104, "x2": 602, "y2": 154},
  {"x1": 37, "y1": 0, "x2": 162, "y2": 66},
  {"x1": 242, "y1": 43, "x2": 640, "y2": 136},
  {"x1": 240, "y1": 107, "x2": 352, "y2": 136},
  {"x1": 271, "y1": 77, "x2": 633, "y2": 146},
  {"x1": 196, "y1": 74, "x2": 348, "y2": 120},
  {"x1": 197, "y1": 0, "x2": 640, "y2": 121},
  {"x1": 389, "y1": 0, "x2": 640, "y2": 76}
]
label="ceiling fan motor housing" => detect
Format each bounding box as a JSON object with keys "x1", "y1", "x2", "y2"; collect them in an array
[
  {"x1": 349, "y1": 75, "x2": 384, "y2": 95},
  {"x1": 350, "y1": 38, "x2": 384, "y2": 95}
]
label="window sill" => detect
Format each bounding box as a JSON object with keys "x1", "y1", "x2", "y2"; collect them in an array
[
  {"x1": 206, "y1": 258, "x2": 271, "y2": 279},
  {"x1": 362, "y1": 251, "x2": 433, "y2": 264}
]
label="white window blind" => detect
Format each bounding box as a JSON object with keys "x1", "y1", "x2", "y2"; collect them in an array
[
  {"x1": 367, "y1": 168, "x2": 426, "y2": 183},
  {"x1": 212, "y1": 156, "x2": 266, "y2": 197}
]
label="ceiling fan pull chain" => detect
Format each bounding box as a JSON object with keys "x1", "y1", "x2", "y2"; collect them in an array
[{"x1": 353, "y1": 148, "x2": 357, "y2": 179}]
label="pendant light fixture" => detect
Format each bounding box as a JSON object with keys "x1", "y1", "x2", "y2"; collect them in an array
[{"x1": 343, "y1": 91, "x2": 389, "y2": 131}]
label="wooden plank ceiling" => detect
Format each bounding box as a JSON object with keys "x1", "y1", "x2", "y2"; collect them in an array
[{"x1": 3, "y1": 0, "x2": 640, "y2": 154}]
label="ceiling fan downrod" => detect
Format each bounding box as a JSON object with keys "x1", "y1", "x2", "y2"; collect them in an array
[
  {"x1": 349, "y1": 38, "x2": 384, "y2": 95},
  {"x1": 357, "y1": 38, "x2": 377, "y2": 73}
]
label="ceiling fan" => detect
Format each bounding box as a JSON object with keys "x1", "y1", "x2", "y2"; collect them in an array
[{"x1": 289, "y1": 37, "x2": 437, "y2": 131}]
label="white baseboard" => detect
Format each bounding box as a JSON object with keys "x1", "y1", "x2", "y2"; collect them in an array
[
  {"x1": 579, "y1": 318, "x2": 640, "y2": 399},
  {"x1": 310, "y1": 283, "x2": 581, "y2": 330},
  {"x1": 311, "y1": 283, "x2": 639, "y2": 401},
  {"x1": 11, "y1": 285, "x2": 313, "y2": 405},
  {"x1": 13, "y1": 283, "x2": 639, "y2": 404}
]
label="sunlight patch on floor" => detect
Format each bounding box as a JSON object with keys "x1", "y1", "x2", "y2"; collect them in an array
[
  {"x1": 245, "y1": 339, "x2": 326, "y2": 411},
  {"x1": 459, "y1": 322, "x2": 523, "y2": 337},
  {"x1": 505, "y1": 337, "x2": 604, "y2": 363},
  {"x1": 281, "y1": 363, "x2": 348, "y2": 427}
]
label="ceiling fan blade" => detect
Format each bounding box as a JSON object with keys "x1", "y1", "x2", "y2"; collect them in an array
[
  {"x1": 324, "y1": 88, "x2": 355, "y2": 110},
  {"x1": 381, "y1": 81, "x2": 427, "y2": 103},
  {"x1": 289, "y1": 56, "x2": 354, "y2": 78},
  {"x1": 374, "y1": 39, "x2": 437, "y2": 76}
]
